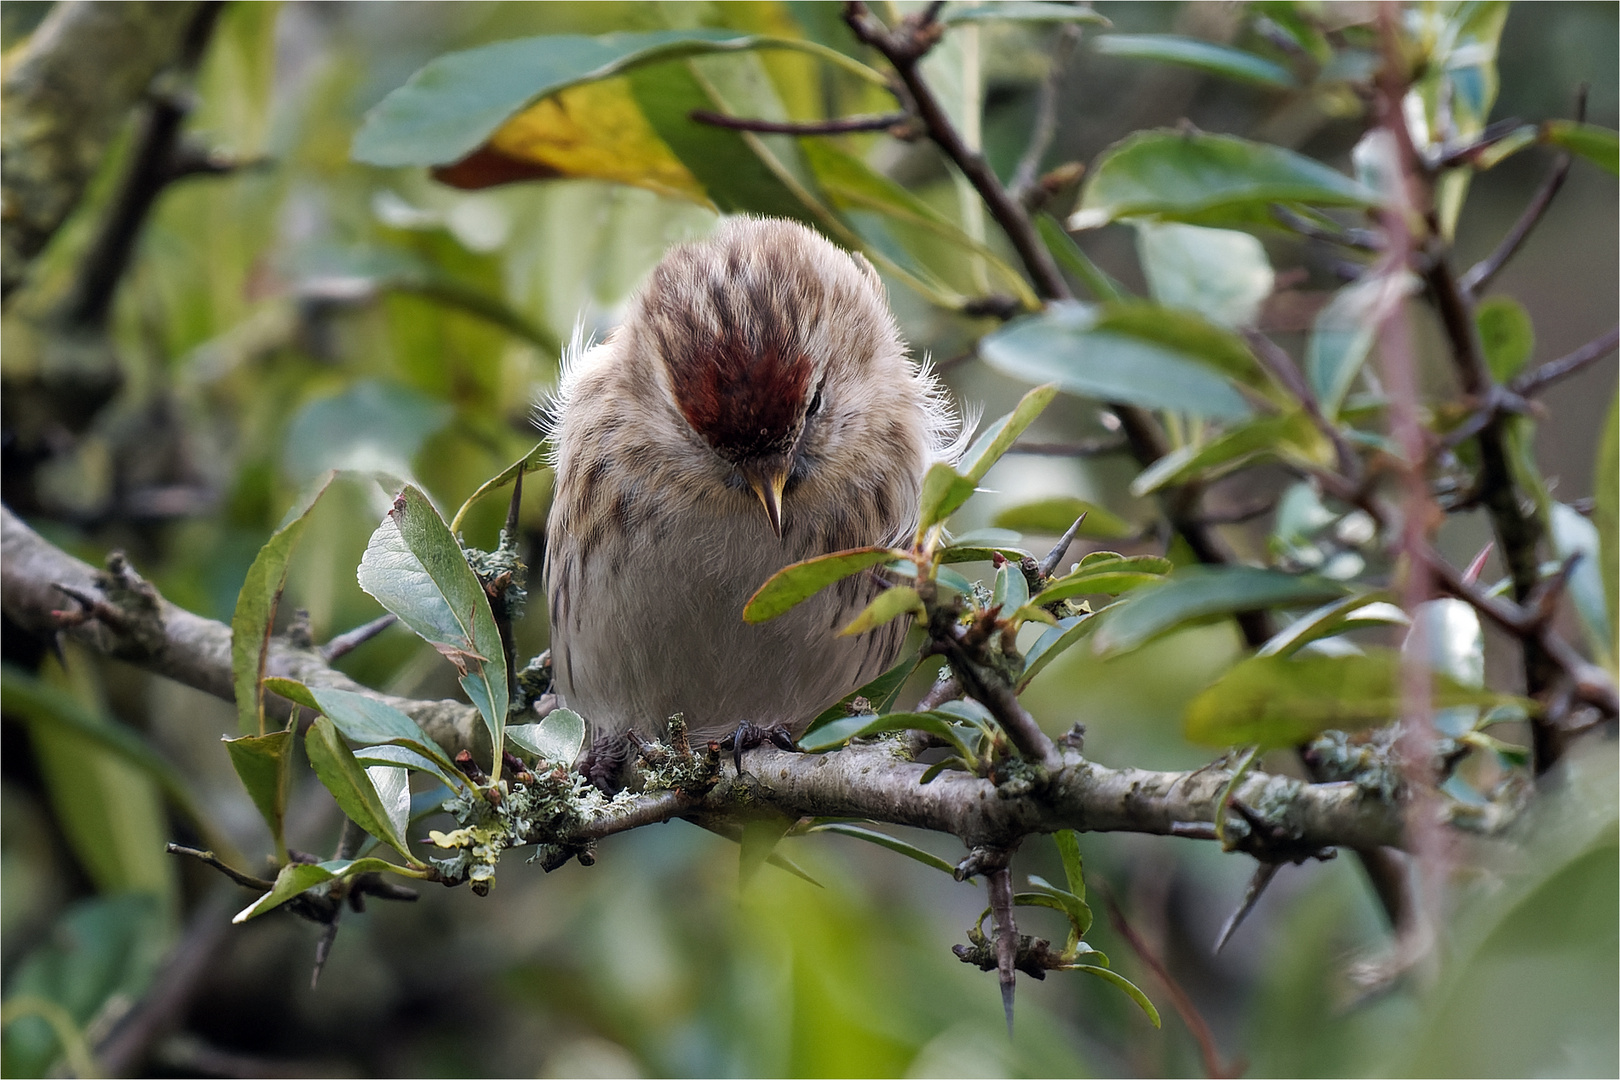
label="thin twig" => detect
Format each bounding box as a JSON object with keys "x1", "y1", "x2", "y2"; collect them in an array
[
  {"x1": 688, "y1": 108, "x2": 912, "y2": 136},
  {"x1": 165, "y1": 844, "x2": 274, "y2": 891},
  {"x1": 1509, "y1": 325, "x2": 1619, "y2": 398},
  {"x1": 1010, "y1": 24, "x2": 1080, "y2": 203},
  {"x1": 1459, "y1": 85, "x2": 1587, "y2": 298},
  {"x1": 319, "y1": 613, "x2": 397, "y2": 662},
  {"x1": 1008, "y1": 437, "x2": 1130, "y2": 457},
  {"x1": 1101, "y1": 886, "x2": 1245, "y2": 1078}
]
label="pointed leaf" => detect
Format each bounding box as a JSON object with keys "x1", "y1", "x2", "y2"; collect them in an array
[
  {"x1": 1037, "y1": 213, "x2": 1128, "y2": 302},
  {"x1": 1130, "y1": 412, "x2": 1326, "y2": 497},
  {"x1": 1185, "y1": 649, "x2": 1534, "y2": 749},
  {"x1": 994, "y1": 496, "x2": 1136, "y2": 541},
  {"x1": 261, "y1": 676, "x2": 320, "y2": 712},
  {"x1": 804, "y1": 648, "x2": 922, "y2": 734},
  {"x1": 506, "y1": 707, "x2": 586, "y2": 765},
  {"x1": 1542, "y1": 120, "x2": 1618, "y2": 175},
  {"x1": 1072, "y1": 966, "x2": 1161, "y2": 1027},
  {"x1": 1550, "y1": 503, "x2": 1614, "y2": 663},
  {"x1": 1135, "y1": 221, "x2": 1276, "y2": 329},
  {"x1": 1019, "y1": 614, "x2": 1098, "y2": 689},
  {"x1": 958, "y1": 384, "x2": 1060, "y2": 483},
  {"x1": 232, "y1": 857, "x2": 411, "y2": 923},
  {"x1": 1475, "y1": 296, "x2": 1535, "y2": 383},
  {"x1": 992, "y1": 563, "x2": 1031, "y2": 614},
  {"x1": 809, "y1": 823, "x2": 957, "y2": 875},
  {"x1": 1091, "y1": 34, "x2": 1296, "y2": 89},
  {"x1": 231, "y1": 473, "x2": 334, "y2": 734},
  {"x1": 1257, "y1": 594, "x2": 1405, "y2": 658},
  {"x1": 739, "y1": 816, "x2": 794, "y2": 889},
  {"x1": 450, "y1": 441, "x2": 546, "y2": 535},
  {"x1": 1094, "y1": 567, "x2": 1354, "y2": 656},
  {"x1": 223, "y1": 731, "x2": 294, "y2": 857},
  {"x1": 1071, "y1": 130, "x2": 1376, "y2": 230},
  {"x1": 354, "y1": 743, "x2": 468, "y2": 794},
  {"x1": 840, "y1": 586, "x2": 924, "y2": 637},
  {"x1": 366, "y1": 766, "x2": 411, "y2": 844},
  {"x1": 309, "y1": 686, "x2": 443, "y2": 750},
  {"x1": 357, "y1": 485, "x2": 508, "y2": 768},
  {"x1": 1054, "y1": 830, "x2": 1086, "y2": 900},
  {"x1": 980, "y1": 302, "x2": 1257, "y2": 420},
  {"x1": 917, "y1": 463, "x2": 977, "y2": 535},
  {"x1": 1027, "y1": 874, "x2": 1094, "y2": 938},
  {"x1": 1032, "y1": 555, "x2": 1173, "y2": 605},
  {"x1": 797, "y1": 710, "x2": 976, "y2": 758},
  {"x1": 944, "y1": 2, "x2": 1108, "y2": 24},
  {"x1": 743, "y1": 546, "x2": 904, "y2": 623},
  {"x1": 305, "y1": 717, "x2": 416, "y2": 861},
  {"x1": 1306, "y1": 275, "x2": 1418, "y2": 418}
]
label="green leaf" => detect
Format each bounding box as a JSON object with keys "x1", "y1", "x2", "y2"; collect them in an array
[
  {"x1": 261, "y1": 676, "x2": 320, "y2": 712},
  {"x1": 281, "y1": 382, "x2": 452, "y2": 483},
  {"x1": 743, "y1": 546, "x2": 903, "y2": 623},
  {"x1": 1093, "y1": 567, "x2": 1353, "y2": 656},
  {"x1": 1036, "y1": 213, "x2": 1127, "y2": 302},
  {"x1": 917, "y1": 463, "x2": 978, "y2": 535},
  {"x1": 1070, "y1": 130, "x2": 1376, "y2": 230},
  {"x1": 223, "y1": 731, "x2": 294, "y2": 859},
  {"x1": 1019, "y1": 614, "x2": 1098, "y2": 689},
  {"x1": 230, "y1": 473, "x2": 334, "y2": 735},
  {"x1": 958, "y1": 384, "x2": 1060, "y2": 483},
  {"x1": 938, "y1": 545, "x2": 1035, "y2": 565},
  {"x1": 357, "y1": 484, "x2": 508, "y2": 772},
  {"x1": 506, "y1": 707, "x2": 586, "y2": 765},
  {"x1": 804, "y1": 648, "x2": 922, "y2": 734},
  {"x1": 1031, "y1": 555, "x2": 1173, "y2": 605},
  {"x1": 994, "y1": 496, "x2": 1136, "y2": 541},
  {"x1": 808, "y1": 823, "x2": 957, "y2": 875},
  {"x1": 797, "y1": 710, "x2": 976, "y2": 758},
  {"x1": 232, "y1": 856, "x2": 414, "y2": 923},
  {"x1": 1257, "y1": 594, "x2": 1405, "y2": 658},
  {"x1": 840, "y1": 586, "x2": 925, "y2": 637},
  {"x1": 1072, "y1": 965, "x2": 1161, "y2": 1027},
  {"x1": 353, "y1": 29, "x2": 880, "y2": 167},
  {"x1": 992, "y1": 563, "x2": 1030, "y2": 613},
  {"x1": 353, "y1": 743, "x2": 468, "y2": 794},
  {"x1": 449, "y1": 441, "x2": 546, "y2": 535},
  {"x1": 1551, "y1": 503, "x2": 1614, "y2": 664},
  {"x1": 1130, "y1": 412, "x2": 1325, "y2": 497},
  {"x1": 306, "y1": 685, "x2": 470, "y2": 789},
  {"x1": 1134, "y1": 221, "x2": 1275, "y2": 329},
  {"x1": 944, "y1": 2, "x2": 1109, "y2": 24},
  {"x1": 1091, "y1": 33, "x2": 1296, "y2": 89},
  {"x1": 1542, "y1": 120, "x2": 1619, "y2": 175},
  {"x1": 1475, "y1": 296, "x2": 1535, "y2": 382},
  {"x1": 1306, "y1": 276, "x2": 1393, "y2": 418},
  {"x1": 304, "y1": 717, "x2": 417, "y2": 862},
  {"x1": 1185, "y1": 649, "x2": 1532, "y2": 749},
  {"x1": 1596, "y1": 395, "x2": 1618, "y2": 670},
  {"x1": 979, "y1": 302, "x2": 1256, "y2": 420},
  {"x1": 1054, "y1": 830, "x2": 1086, "y2": 900},
  {"x1": 1026, "y1": 874, "x2": 1094, "y2": 939},
  {"x1": 367, "y1": 765, "x2": 411, "y2": 845}
]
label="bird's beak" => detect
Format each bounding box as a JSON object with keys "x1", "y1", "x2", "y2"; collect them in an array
[{"x1": 742, "y1": 464, "x2": 789, "y2": 538}]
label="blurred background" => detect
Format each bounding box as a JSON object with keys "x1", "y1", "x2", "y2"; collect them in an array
[{"x1": 1, "y1": 2, "x2": 1614, "y2": 1076}]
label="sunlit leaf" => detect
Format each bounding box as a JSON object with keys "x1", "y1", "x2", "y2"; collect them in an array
[
  {"x1": 230, "y1": 473, "x2": 334, "y2": 735},
  {"x1": 1094, "y1": 567, "x2": 1353, "y2": 656},
  {"x1": 743, "y1": 546, "x2": 903, "y2": 623},
  {"x1": 1032, "y1": 555, "x2": 1172, "y2": 605},
  {"x1": 353, "y1": 743, "x2": 468, "y2": 794},
  {"x1": 1092, "y1": 33, "x2": 1296, "y2": 88},
  {"x1": 1306, "y1": 275, "x2": 1416, "y2": 418},
  {"x1": 1186, "y1": 649, "x2": 1533, "y2": 749},
  {"x1": 1550, "y1": 503, "x2": 1614, "y2": 664},
  {"x1": 1130, "y1": 412, "x2": 1326, "y2": 497},
  {"x1": 1070, "y1": 130, "x2": 1376, "y2": 230},
  {"x1": 367, "y1": 765, "x2": 411, "y2": 845},
  {"x1": 1257, "y1": 594, "x2": 1405, "y2": 658},
  {"x1": 506, "y1": 707, "x2": 587, "y2": 765},
  {"x1": 992, "y1": 562, "x2": 1030, "y2": 613},
  {"x1": 916, "y1": 463, "x2": 978, "y2": 535},
  {"x1": 958, "y1": 384, "x2": 1059, "y2": 483},
  {"x1": 357, "y1": 485, "x2": 508, "y2": 771},
  {"x1": 1019, "y1": 614, "x2": 1098, "y2": 689}
]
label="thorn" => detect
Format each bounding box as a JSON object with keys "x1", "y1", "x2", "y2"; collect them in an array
[
  {"x1": 319, "y1": 613, "x2": 398, "y2": 661},
  {"x1": 1462, "y1": 542, "x2": 1495, "y2": 585},
  {"x1": 1213, "y1": 862, "x2": 1281, "y2": 954},
  {"x1": 1001, "y1": 976, "x2": 1016, "y2": 1038},
  {"x1": 311, "y1": 918, "x2": 340, "y2": 989},
  {"x1": 504, "y1": 468, "x2": 524, "y2": 541},
  {"x1": 1038, "y1": 513, "x2": 1088, "y2": 579}
]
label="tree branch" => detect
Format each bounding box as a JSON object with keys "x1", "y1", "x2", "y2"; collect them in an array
[
  {"x1": 688, "y1": 109, "x2": 912, "y2": 136},
  {"x1": 1508, "y1": 326, "x2": 1619, "y2": 399}
]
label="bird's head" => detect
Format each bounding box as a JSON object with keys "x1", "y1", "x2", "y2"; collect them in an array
[{"x1": 629, "y1": 217, "x2": 914, "y2": 538}]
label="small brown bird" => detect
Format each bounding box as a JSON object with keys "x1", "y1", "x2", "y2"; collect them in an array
[{"x1": 543, "y1": 217, "x2": 959, "y2": 764}]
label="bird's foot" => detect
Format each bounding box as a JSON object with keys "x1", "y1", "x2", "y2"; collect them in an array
[
  {"x1": 716, "y1": 722, "x2": 798, "y2": 775},
  {"x1": 581, "y1": 732, "x2": 632, "y2": 794}
]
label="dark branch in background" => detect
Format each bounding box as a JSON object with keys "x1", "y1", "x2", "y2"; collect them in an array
[
  {"x1": 1509, "y1": 326, "x2": 1620, "y2": 399},
  {"x1": 0, "y1": 0, "x2": 207, "y2": 299},
  {"x1": 1009, "y1": 437, "x2": 1130, "y2": 457},
  {"x1": 57, "y1": 1, "x2": 230, "y2": 329},
  {"x1": 319, "y1": 613, "x2": 398, "y2": 663},
  {"x1": 1458, "y1": 85, "x2": 1587, "y2": 298},
  {"x1": 689, "y1": 108, "x2": 914, "y2": 137}
]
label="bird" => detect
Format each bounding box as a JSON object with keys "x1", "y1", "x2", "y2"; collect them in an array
[{"x1": 542, "y1": 216, "x2": 961, "y2": 779}]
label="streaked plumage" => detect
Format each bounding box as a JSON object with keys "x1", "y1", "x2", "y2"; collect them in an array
[{"x1": 543, "y1": 216, "x2": 958, "y2": 742}]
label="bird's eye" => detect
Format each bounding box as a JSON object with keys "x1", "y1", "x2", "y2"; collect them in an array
[{"x1": 807, "y1": 387, "x2": 823, "y2": 418}]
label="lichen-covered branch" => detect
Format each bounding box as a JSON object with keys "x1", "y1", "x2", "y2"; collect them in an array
[
  {"x1": 0, "y1": 1, "x2": 206, "y2": 298},
  {"x1": 1, "y1": 503, "x2": 1402, "y2": 854}
]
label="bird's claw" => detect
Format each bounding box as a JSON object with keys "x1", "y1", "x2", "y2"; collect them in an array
[{"x1": 716, "y1": 722, "x2": 798, "y2": 775}]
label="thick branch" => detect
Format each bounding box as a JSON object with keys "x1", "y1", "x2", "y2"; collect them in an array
[{"x1": 0, "y1": 1, "x2": 205, "y2": 298}]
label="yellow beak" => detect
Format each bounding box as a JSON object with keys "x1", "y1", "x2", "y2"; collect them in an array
[{"x1": 743, "y1": 466, "x2": 789, "y2": 538}]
